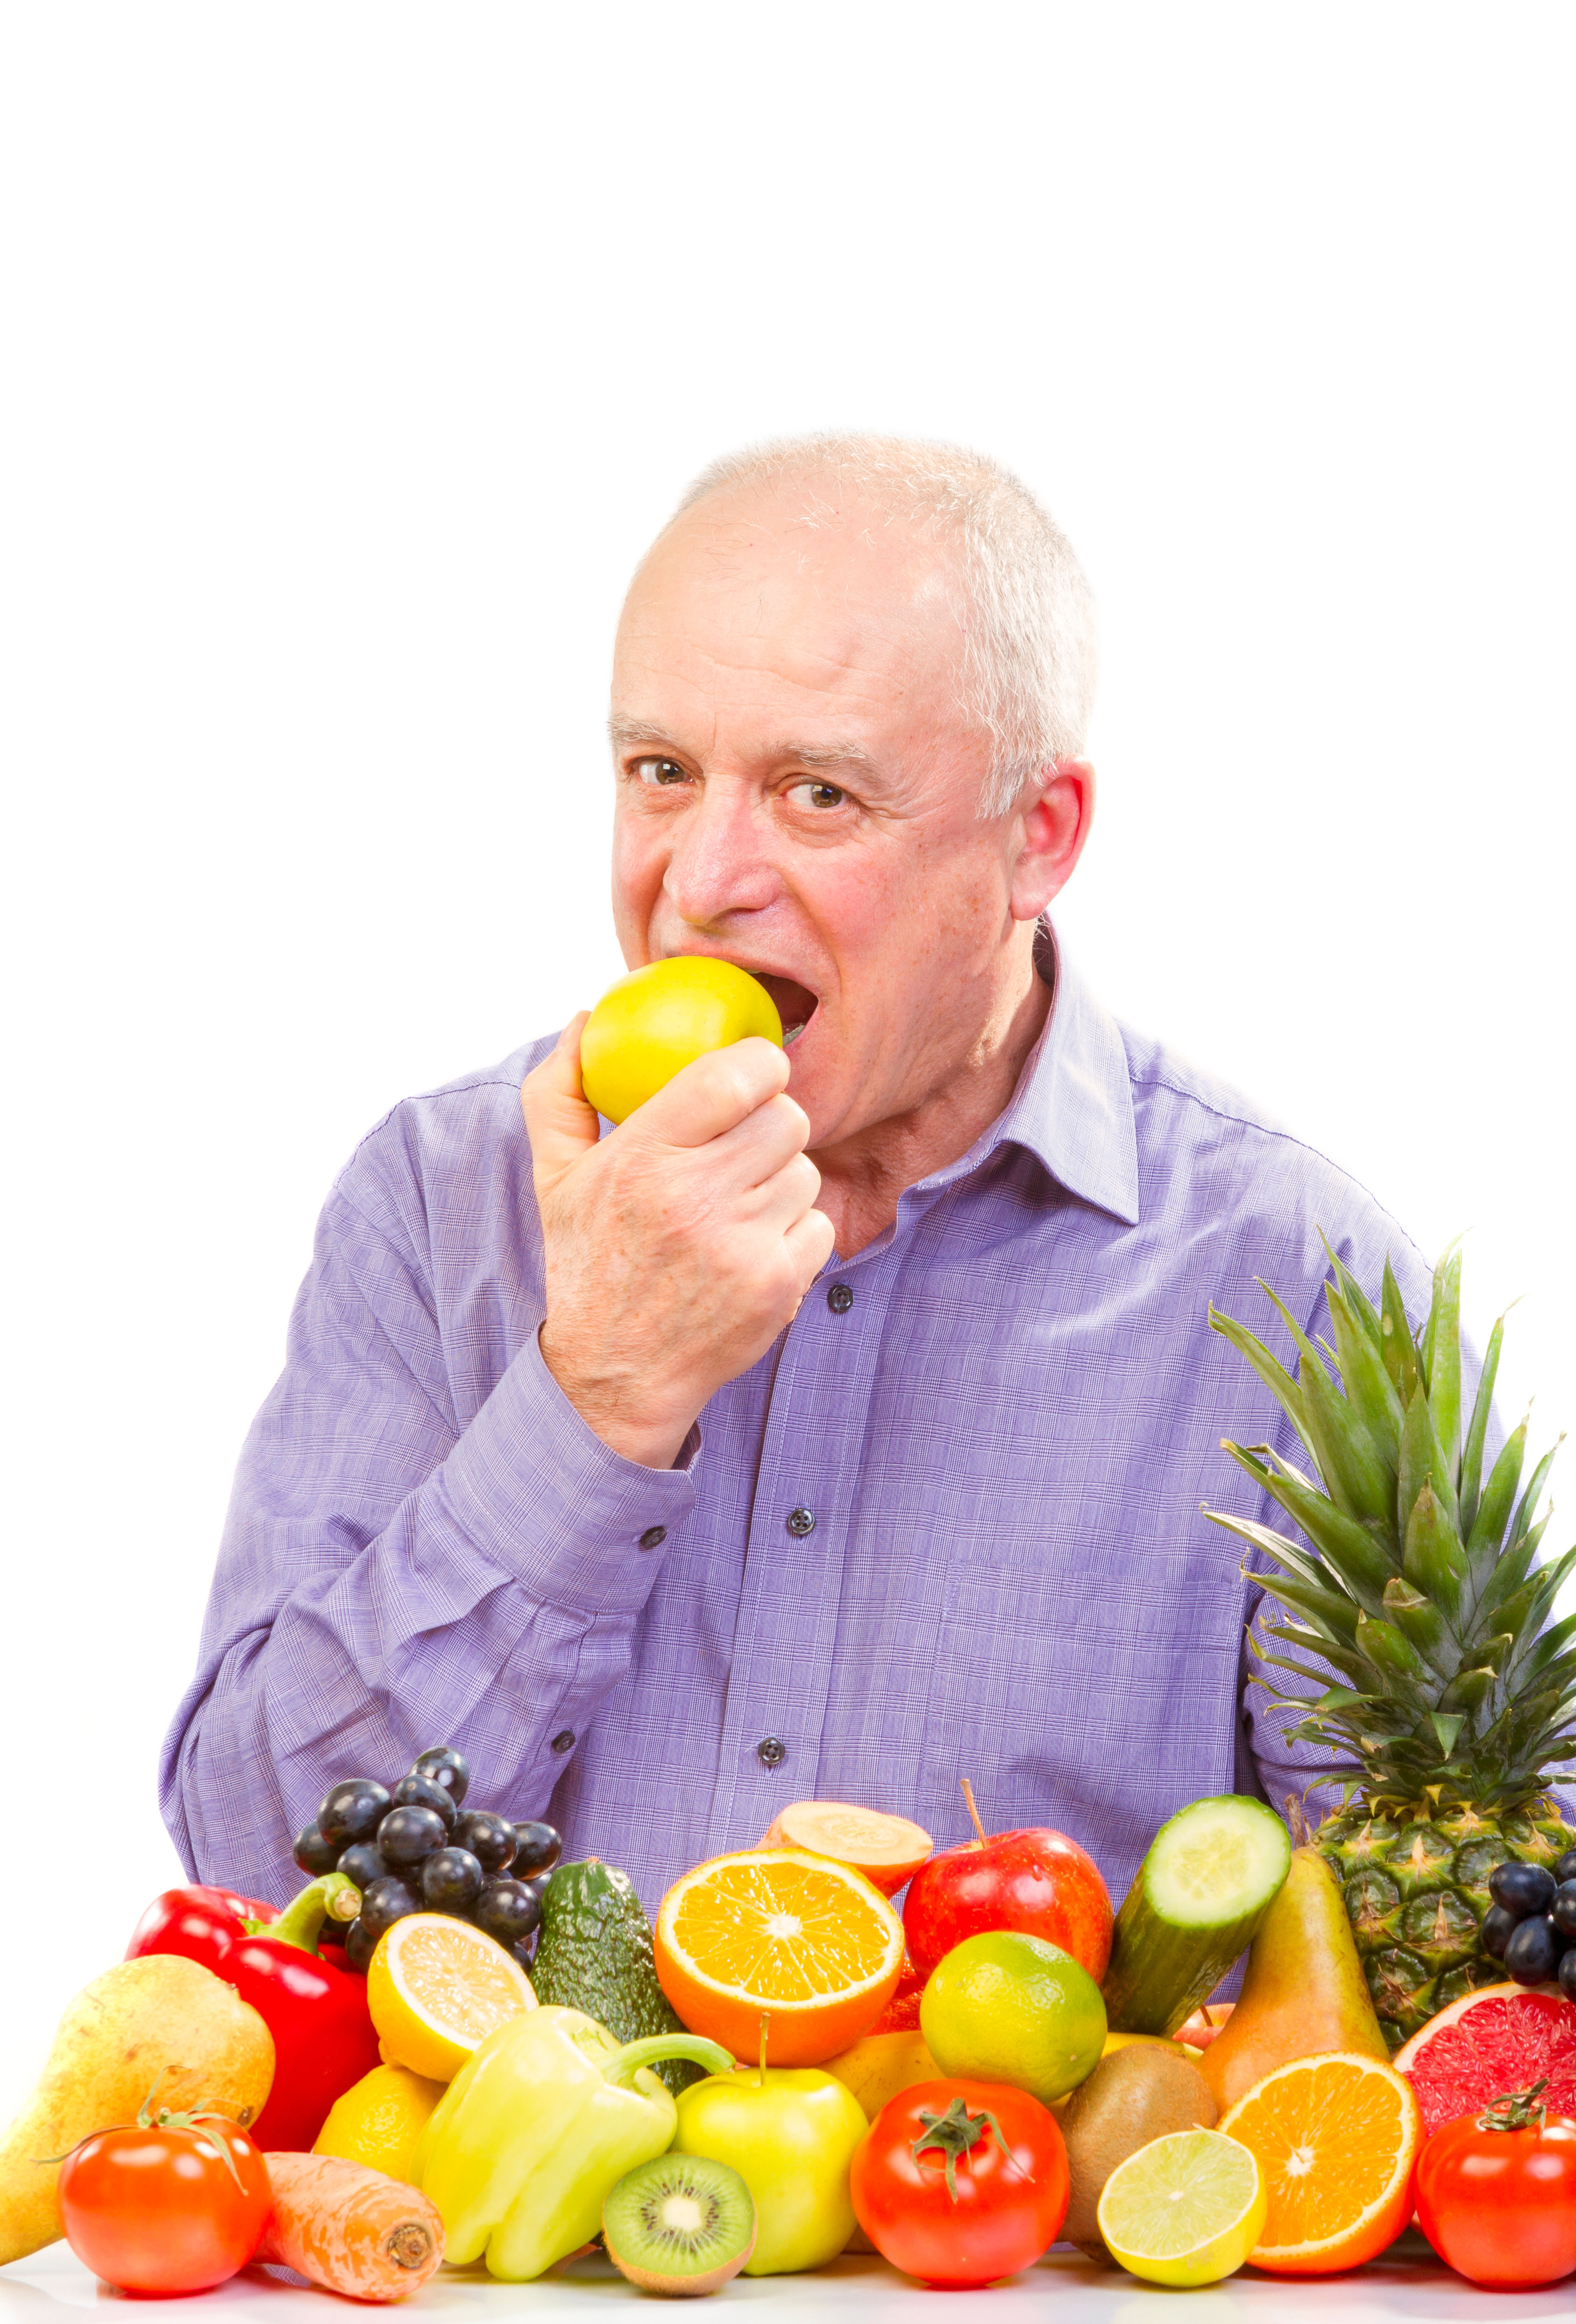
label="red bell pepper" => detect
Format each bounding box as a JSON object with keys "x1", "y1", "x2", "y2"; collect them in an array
[{"x1": 127, "y1": 1872, "x2": 381, "y2": 2151}]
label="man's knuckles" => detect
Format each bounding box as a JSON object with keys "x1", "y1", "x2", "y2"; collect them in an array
[{"x1": 635, "y1": 1037, "x2": 791, "y2": 1146}]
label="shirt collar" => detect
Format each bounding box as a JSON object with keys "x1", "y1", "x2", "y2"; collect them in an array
[{"x1": 917, "y1": 921, "x2": 1142, "y2": 1226}]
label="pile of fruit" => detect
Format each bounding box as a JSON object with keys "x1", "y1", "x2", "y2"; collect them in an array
[{"x1": 7, "y1": 1242, "x2": 1576, "y2": 2296}]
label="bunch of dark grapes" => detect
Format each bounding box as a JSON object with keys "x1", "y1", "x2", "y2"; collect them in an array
[
  {"x1": 1484, "y1": 1849, "x2": 1576, "y2": 1995},
  {"x1": 292, "y1": 1744, "x2": 561, "y2": 1976}
]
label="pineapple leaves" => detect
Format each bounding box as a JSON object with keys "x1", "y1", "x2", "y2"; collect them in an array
[
  {"x1": 1380, "y1": 1256, "x2": 1423, "y2": 1404},
  {"x1": 1212, "y1": 1244, "x2": 1576, "y2": 1820},
  {"x1": 1207, "y1": 1305, "x2": 1315, "y2": 1463},
  {"x1": 1458, "y1": 1311, "x2": 1506, "y2": 1543},
  {"x1": 1424, "y1": 1240, "x2": 1464, "y2": 1478},
  {"x1": 1401, "y1": 1484, "x2": 1466, "y2": 1628}
]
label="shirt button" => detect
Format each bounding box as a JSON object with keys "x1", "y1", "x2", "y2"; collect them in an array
[
  {"x1": 638, "y1": 1526, "x2": 667, "y2": 1551},
  {"x1": 550, "y1": 1729, "x2": 575, "y2": 1754},
  {"x1": 786, "y1": 1505, "x2": 816, "y2": 1537},
  {"x1": 756, "y1": 1736, "x2": 787, "y2": 1769},
  {"x1": 827, "y1": 1283, "x2": 854, "y2": 1314}
]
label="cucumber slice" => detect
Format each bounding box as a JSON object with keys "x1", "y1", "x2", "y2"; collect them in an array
[{"x1": 1102, "y1": 1796, "x2": 1292, "y2": 2038}]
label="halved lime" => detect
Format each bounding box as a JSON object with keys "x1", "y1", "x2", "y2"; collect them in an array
[{"x1": 1097, "y1": 2128, "x2": 1266, "y2": 2288}]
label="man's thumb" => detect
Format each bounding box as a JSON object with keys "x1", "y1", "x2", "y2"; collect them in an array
[{"x1": 520, "y1": 1013, "x2": 600, "y2": 1195}]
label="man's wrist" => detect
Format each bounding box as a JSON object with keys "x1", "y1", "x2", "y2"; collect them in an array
[{"x1": 537, "y1": 1323, "x2": 698, "y2": 1470}]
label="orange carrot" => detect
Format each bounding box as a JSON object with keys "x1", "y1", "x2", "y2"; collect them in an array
[{"x1": 257, "y1": 2153, "x2": 443, "y2": 2302}]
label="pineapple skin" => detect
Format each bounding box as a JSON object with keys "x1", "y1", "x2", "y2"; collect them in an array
[{"x1": 1319, "y1": 1799, "x2": 1571, "y2": 2048}]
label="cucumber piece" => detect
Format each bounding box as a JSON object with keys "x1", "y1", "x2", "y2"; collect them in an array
[{"x1": 1101, "y1": 1796, "x2": 1292, "y2": 2037}]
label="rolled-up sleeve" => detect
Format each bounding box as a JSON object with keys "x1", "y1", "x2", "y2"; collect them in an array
[{"x1": 161, "y1": 1180, "x2": 695, "y2": 1903}]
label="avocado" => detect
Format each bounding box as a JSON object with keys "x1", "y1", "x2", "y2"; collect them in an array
[{"x1": 531, "y1": 1857, "x2": 702, "y2": 2094}]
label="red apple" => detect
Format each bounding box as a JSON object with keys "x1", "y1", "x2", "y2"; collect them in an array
[{"x1": 903, "y1": 1802, "x2": 1113, "y2": 1983}]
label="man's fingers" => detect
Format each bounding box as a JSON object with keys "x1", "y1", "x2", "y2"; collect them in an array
[
  {"x1": 520, "y1": 1013, "x2": 600, "y2": 1194},
  {"x1": 783, "y1": 1205, "x2": 838, "y2": 1288},
  {"x1": 630, "y1": 1038, "x2": 791, "y2": 1150},
  {"x1": 749, "y1": 1149, "x2": 823, "y2": 1233}
]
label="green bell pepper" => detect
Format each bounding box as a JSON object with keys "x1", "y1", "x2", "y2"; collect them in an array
[{"x1": 416, "y1": 2004, "x2": 734, "y2": 2281}]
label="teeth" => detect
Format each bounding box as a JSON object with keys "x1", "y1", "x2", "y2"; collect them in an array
[{"x1": 783, "y1": 1021, "x2": 807, "y2": 1046}]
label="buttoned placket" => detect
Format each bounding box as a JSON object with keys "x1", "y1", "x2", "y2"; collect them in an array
[{"x1": 698, "y1": 1175, "x2": 975, "y2": 1860}]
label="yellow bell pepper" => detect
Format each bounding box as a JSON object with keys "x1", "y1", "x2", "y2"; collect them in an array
[{"x1": 416, "y1": 2004, "x2": 733, "y2": 2281}]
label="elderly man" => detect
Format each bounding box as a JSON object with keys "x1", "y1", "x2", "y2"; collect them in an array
[{"x1": 164, "y1": 434, "x2": 1429, "y2": 1911}]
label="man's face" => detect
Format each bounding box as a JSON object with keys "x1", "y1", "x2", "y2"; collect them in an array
[{"x1": 609, "y1": 487, "x2": 1036, "y2": 1152}]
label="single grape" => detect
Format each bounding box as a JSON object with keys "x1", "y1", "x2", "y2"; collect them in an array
[
  {"x1": 1557, "y1": 1849, "x2": 1576, "y2": 1888},
  {"x1": 319, "y1": 1778, "x2": 393, "y2": 1850},
  {"x1": 421, "y1": 1848, "x2": 484, "y2": 1913},
  {"x1": 317, "y1": 1913, "x2": 346, "y2": 1947},
  {"x1": 293, "y1": 1821, "x2": 340, "y2": 1878},
  {"x1": 474, "y1": 1877, "x2": 542, "y2": 1948},
  {"x1": 1551, "y1": 1883, "x2": 1576, "y2": 1940},
  {"x1": 1505, "y1": 1912, "x2": 1561, "y2": 1986},
  {"x1": 390, "y1": 1774, "x2": 458, "y2": 1832},
  {"x1": 1482, "y1": 1903, "x2": 1518, "y2": 1959},
  {"x1": 377, "y1": 1804, "x2": 448, "y2": 1870},
  {"x1": 336, "y1": 1842, "x2": 391, "y2": 1894},
  {"x1": 412, "y1": 1747, "x2": 471, "y2": 1809},
  {"x1": 360, "y1": 1875, "x2": 421, "y2": 1941},
  {"x1": 1489, "y1": 1861, "x2": 1557, "y2": 1919},
  {"x1": 1560, "y1": 1948, "x2": 1576, "y2": 2002},
  {"x1": 511, "y1": 1821, "x2": 562, "y2": 1877},
  {"x1": 343, "y1": 1917, "x2": 378, "y2": 1974},
  {"x1": 452, "y1": 1812, "x2": 517, "y2": 1875}
]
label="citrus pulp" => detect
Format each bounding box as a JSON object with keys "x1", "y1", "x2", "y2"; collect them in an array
[{"x1": 1097, "y1": 2128, "x2": 1265, "y2": 2287}]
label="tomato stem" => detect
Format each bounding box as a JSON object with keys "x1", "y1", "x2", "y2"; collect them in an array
[{"x1": 1477, "y1": 2077, "x2": 1550, "y2": 2133}]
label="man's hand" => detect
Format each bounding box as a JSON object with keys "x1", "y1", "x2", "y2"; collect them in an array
[{"x1": 521, "y1": 1018, "x2": 836, "y2": 1467}]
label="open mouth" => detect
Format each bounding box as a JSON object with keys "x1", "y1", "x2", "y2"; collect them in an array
[{"x1": 750, "y1": 973, "x2": 819, "y2": 1047}]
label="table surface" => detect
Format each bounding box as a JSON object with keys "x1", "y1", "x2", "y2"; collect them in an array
[{"x1": 4, "y1": 2235, "x2": 1569, "y2": 2320}]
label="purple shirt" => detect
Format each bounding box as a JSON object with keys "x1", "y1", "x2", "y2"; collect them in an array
[{"x1": 163, "y1": 936, "x2": 1434, "y2": 1914}]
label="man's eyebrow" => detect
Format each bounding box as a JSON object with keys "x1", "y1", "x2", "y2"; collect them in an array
[{"x1": 608, "y1": 715, "x2": 878, "y2": 777}]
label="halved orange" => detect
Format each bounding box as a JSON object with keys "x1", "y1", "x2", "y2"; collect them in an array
[
  {"x1": 654, "y1": 1849, "x2": 905, "y2": 2066},
  {"x1": 366, "y1": 1912, "x2": 535, "y2": 2081},
  {"x1": 1217, "y1": 2050, "x2": 1422, "y2": 2275},
  {"x1": 757, "y1": 1801, "x2": 934, "y2": 1897}
]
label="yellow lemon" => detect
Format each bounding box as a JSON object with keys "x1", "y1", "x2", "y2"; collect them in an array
[
  {"x1": 366, "y1": 1913, "x2": 536, "y2": 2082},
  {"x1": 579, "y1": 957, "x2": 783, "y2": 1124},
  {"x1": 1098, "y1": 2128, "x2": 1266, "y2": 2288},
  {"x1": 314, "y1": 2062, "x2": 447, "y2": 2180}
]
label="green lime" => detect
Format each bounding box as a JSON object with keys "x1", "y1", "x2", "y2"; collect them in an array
[{"x1": 919, "y1": 1930, "x2": 1107, "y2": 2103}]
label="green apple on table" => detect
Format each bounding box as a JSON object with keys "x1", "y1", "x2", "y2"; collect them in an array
[{"x1": 672, "y1": 2064, "x2": 869, "y2": 2274}]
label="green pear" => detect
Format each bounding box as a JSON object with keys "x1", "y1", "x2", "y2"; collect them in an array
[{"x1": 1202, "y1": 1847, "x2": 1389, "y2": 2112}]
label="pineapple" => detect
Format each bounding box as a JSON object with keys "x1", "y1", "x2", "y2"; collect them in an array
[{"x1": 1207, "y1": 1241, "x2": 1575, "y2": 2048}]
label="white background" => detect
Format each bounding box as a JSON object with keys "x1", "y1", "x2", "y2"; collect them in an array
[{"x1": 2, "y1": 5, "x2": 1572, "y2": 2117}]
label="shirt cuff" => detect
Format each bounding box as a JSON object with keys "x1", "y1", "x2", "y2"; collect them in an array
[{"x1": 439, "y1": 1330, "x2": 699, "y2": 1617}]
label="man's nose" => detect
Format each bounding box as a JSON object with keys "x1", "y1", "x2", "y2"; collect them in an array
[{"x1": 661, "y1": 777, "x2": 780, "y2": 927}]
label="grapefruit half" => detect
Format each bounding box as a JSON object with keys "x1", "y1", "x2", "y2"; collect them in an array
[{"x1": 1393, "y1": 1984, "x2": 1576, "y2": 2138}]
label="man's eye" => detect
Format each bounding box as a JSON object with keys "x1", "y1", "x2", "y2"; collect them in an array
[
  {"x1": 633, "y1": 757, "x2": 689, "y2": 786},
  {"x1": 788, "y1": 780, "x2": 845, "y2": 810}
]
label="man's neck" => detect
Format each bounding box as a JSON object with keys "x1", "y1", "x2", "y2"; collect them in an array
[{"x1": 809, "y1": 940, "x2": 1054, "y2": 1259}]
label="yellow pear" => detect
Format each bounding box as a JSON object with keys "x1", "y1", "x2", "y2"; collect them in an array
[
  {"x1": 0, "y1": 1954, "x2": 275, "y2": 2264},
  {"x1": 1201, "y1": 1847, "x2": 1388, "y2": 2113},
  {"x1": 822, "y1": 2029, "x2": 938, "y2": 2121}
]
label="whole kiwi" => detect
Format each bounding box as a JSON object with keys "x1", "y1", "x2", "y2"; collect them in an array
[{"x1": 1059, "y1": 2041, "x2": 1217, "y2": 2258}]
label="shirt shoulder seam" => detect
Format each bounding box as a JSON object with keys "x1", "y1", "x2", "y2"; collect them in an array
[
  {"x1": 1125, "y1": 1060, "x2": 1432, "y2": 1275},
  {"x1": 331, "y1": 1076, "x2": 526, "y2": 1194}
]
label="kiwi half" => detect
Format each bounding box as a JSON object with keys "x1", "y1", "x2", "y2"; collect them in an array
[{"x1": 603, "y1": 2153, "x2": 756, "y2": 2296}]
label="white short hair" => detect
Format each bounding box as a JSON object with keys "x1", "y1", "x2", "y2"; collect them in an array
[{"x1": 673, "y1": 432, "x2": 1097, "y2": 815}]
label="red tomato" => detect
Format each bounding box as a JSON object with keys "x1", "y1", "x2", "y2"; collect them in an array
[
  {"x1": 851, "y1": 2078, "x2": 1069, "y2": 2288},
  {"x1": 1415, "y1": 2090, "x2": 1576, "y2": 2289},
  {"x1": 59, "y1": 2112, "x2": 272, "y2": 2294}
]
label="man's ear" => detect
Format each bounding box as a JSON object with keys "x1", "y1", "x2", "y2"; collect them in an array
[{"x1": 1009, "y1": 758, "x2": 1095, "y2": 923}]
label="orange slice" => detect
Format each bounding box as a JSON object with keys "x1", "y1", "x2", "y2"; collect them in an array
[
  {"x1": 1218, "y1": 2050, "x2": 1421, "y2": 2274},
  {"x1": 366, "y1": 1912, "x2": 536, "y2": 2081},
  {"x1": 655, "y1": 1849, "x2": 905, "y2": 2065},
  {"x1": 758, "y1": 1801, "x2": 934, "y2": 1897}
]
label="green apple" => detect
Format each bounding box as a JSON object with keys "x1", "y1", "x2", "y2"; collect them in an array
[{"x1": 672, "y1": 2066, "x2": 868, "y2": 2274}]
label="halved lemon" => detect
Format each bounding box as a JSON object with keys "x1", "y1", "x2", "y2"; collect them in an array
[
  {"x1": 366, "y1": 1912, "x2": 536, "y2": 2081},
  {"x1": 654, "y1": 1850, "x2": 904, "y2": 2066},
  {"x1": 1098, "y1": 2128, "x2": 1266, "y2": 2288}
]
